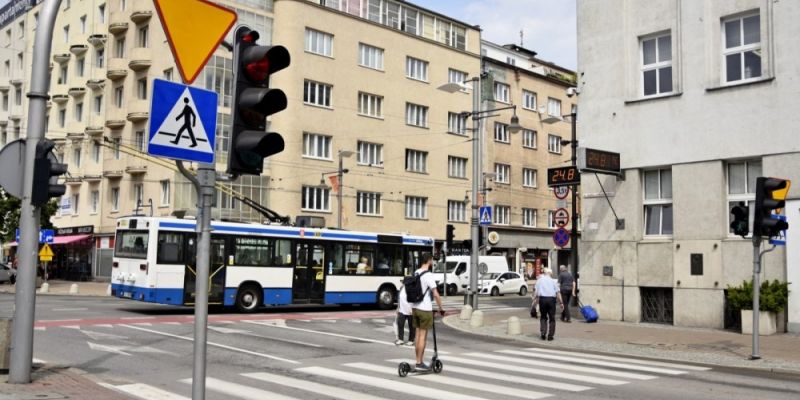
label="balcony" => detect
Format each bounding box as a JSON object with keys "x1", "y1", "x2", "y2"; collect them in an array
[
  {"x1": 83, "y1": 175, "x2": 102, "y2": 183},
  {"x1": 103, "y1": 170, "x2": 124, "y2": 179},
  {"x1": 128, "y1": 47, "x2": 152, "y2": 71},
  {"x1": 0, "y1": 120, "x2": 7, "y2": 127},
  {"x1": 0, "y1": 82, "x2": 8, "y2": 92},
  {"x1": 52, "y1": 94, "x2": 69, "y2": 104},
  {"x1": 85, "y1": 126, "x2": 104, "y2": 136},
  {"x1": 106, "y1": 58, "x2": 128, "y2": 80},
  {"x1": 109, "y1": 12, "x2": 129, "y2": 35},
  {"x1": 126, "y1": 100, "x2": 149, "y2": 122},
  {"x1": 126, "y1": 165, "x2": 147, "y2": 175},
  {"x1": 69, "y1": 44, "x2": 88, "y2": 55},
  {"x1": 9, "y1": 112, "x2": 21, "y2": 121},
  {"x1": 105, "y1": 119, "x2": 126, "y2": 130},
  {"x1": 130, "y1": 0, "x2": 153, "y2": 23},
  {"x1": 9, "y1": 78, "x2": 23, "y2": 86},
  {"x1": 65, "y1": 177, "x2": 83, "y2": 185},
  {"x1": 86, "y1": 79, "x2": 105, "y2": 90},
  {"x1": 53, "y1": 53, "x2": 71, "y2": 63},
  {"x1": 87, "y1": 34, "x2": 107, "y2": 46},
  {"x1": 67, "y1": 132, "x2": 84, "y2": 140},
  {"x1": 68, "y1": 87, "x2": 87, "y2": 97}
]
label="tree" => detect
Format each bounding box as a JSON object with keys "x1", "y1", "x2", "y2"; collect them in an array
[{"x1": 0, "y1": 189, "x2": 58, "y2": 242}]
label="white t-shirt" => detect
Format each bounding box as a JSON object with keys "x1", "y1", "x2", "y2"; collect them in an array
[
  {"x1": 411, "y1": 267, "x2": 438, "y2": 311},
  {"x1": 397, "y1": 286, "x2": 412, "y2": 315}
]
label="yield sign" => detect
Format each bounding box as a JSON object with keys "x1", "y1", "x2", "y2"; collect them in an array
[{"x1": 153, "y1": 0, "x2": 237, "y2": 84}]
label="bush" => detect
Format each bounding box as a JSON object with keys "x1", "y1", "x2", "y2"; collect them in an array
[{"x1": 726, "y1": 279, "x2": 790, "y2": 313}]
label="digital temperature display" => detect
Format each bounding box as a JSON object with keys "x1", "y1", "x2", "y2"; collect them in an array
[
  {"x1": 547, "y1": 166, "x2": 581, "y2": 187},
  {"x1": 578, "y1": 148, "x2": 622, "y2": 176}
]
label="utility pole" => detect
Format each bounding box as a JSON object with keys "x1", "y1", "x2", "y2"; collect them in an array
[
  {"x1": 569, "y1": 111, "x2": 579, "y2": 283},
  {"x1": 336, "y1": 150, "x2": 354, "y2": 229}
]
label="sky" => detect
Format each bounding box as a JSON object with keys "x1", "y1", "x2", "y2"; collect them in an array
[{"x1": 411, "y1": 0, "x2": 577, "y2": 70}]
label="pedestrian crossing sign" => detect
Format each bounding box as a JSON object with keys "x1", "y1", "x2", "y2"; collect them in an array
[
  {"x1": 479, "y1": 206, "x2": 492, "y2": 226},
  {"x1": 148, "y1": 79, "x2": 217, "y2": 163}
]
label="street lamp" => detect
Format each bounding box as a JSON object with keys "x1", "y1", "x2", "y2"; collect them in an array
[
  {"x1": 321, "y1": 149, "x2": 354, "y2": 229},
  {"x1": 437, "y1": 76, "x2": 522, "y2": 310}
]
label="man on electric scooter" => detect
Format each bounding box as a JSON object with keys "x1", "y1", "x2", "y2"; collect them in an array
[{"x1": 411, "y1": 253, "x2": 445, "y2": 371}]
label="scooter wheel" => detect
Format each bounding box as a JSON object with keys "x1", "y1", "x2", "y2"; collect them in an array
[
  {"x1": 433, "y1": 359, "x2": 443, "y2": 373},
  {"x1": 398, "y1": 362, "x2": 411, "y2": 377}
]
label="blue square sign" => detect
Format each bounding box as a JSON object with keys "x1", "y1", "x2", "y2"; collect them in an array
[{"x1": 148, "y1": 79, "x2": 218, "y2": 163}]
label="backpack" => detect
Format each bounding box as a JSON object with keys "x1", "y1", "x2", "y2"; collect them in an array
[{"x1": 403, "y1": 270, "x2": 430, "y2": 303}]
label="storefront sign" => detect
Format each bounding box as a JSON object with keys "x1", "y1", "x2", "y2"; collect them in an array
[
  {"x1": 56, "y1": 225, "x2": 94, "y2": 236},
  {"x1": 100, "y1": 237, "x2": 111, "y2": 249}
]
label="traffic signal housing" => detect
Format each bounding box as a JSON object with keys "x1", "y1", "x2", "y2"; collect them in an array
[
  {"x1": 445, "y1": 224, "x2": 455, "y2": 251},
  {"x1": 227, "y1": 27, "x2": 291, "y2": 176},
  {"x1": 729, "y1": 202, "x2": 749, "y2": 238},
  {"x1": 31, "y1": 139, "x2": 67, "y2": 206},
  {"x1": 752, "y1": 177, "x2": 791, "y2": 240}
]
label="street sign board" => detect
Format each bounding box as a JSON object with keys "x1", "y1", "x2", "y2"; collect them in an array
[
  {"x1": 148, "y1": 79, "x2": 218, "y2": 163},
  {"x1": 38, "y1": 243, "x2": 54, "y2": 262},
  {"x1": 0, "y1": 140, "x2": 24, "y2": 197},
  {"x1": 153, "y1": 0, "x2": 237, "y2": 84},
  {"x1": 554, "y1": 186, "x2": 570, "y2": 199},
  {"x1": 554, "y1": 208, "x2": 570, "y2": 228},
  {"x1": 547, "y1": 166, "x2": 581, "y2": 187},
  {"x1": 479, "y1": 206, "x2": 492, "y2": 226},
  {"x1": 769, "y1": 215, "x2": 787, "y2": 246},
  {"x1": 553, "y1": 228, "x2": 570, "y2": 248},
  {"x1": 578, "y1": 147, "x2": 621, "y2": 176},
  {"x1": 16, "y1": 228, "x2": 55, "y2": 244}
]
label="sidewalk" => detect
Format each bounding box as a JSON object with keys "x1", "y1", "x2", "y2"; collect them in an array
[
  {"x1": 444, "y1": 307, "x2": 800, "y2": 373},
  {"x1": 0, "y1": 280, "x2": 111, "y2": 297},
  {"x1": 0, "y1": 365, "x2": 132, "y2": 400}
]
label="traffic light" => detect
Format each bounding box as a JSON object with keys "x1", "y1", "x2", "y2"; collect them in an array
[
  {"x1": 31, "y1": 139, "x2": 67, "y2": 206},
  {"x1": 752, "y1": 177, "x2": 791, "y2": 240},
  {"x1": 445, "y1": 224, "x2": 455, "y2": 250},
  {"x1": 227, "y1": 27, "x2": 291, "y2": 176},
  {"x1": 729, "y1": 202, "x2": 749, "y2": 238}
]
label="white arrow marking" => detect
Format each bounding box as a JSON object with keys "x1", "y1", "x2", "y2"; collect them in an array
[
  {"x1": 207, "y1": 326, "x2": 253, "y2": 335},
  {"x1": 80, "y1": 330, "x2": 129, "y2": 341},
  {"x1": 88, "y1": 342, "x2": 131, "y2": 356}
]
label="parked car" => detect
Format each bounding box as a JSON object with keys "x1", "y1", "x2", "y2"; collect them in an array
[
  {"x1": 478, "y1": 271, "x2": 527, "y2": 296},
  {"x1": 0, "y1": 263, "x2": 16, "y2": 284}
]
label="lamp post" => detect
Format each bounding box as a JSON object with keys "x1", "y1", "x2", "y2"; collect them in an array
[
  {"x1": 438, "y1": 78, "x2": 521, "y2": 310},
  {"x1": 321, "y1": 149, "x2": 354, "y2": 229}
]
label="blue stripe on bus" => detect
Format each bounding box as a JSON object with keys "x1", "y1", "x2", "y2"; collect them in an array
[
  {"x1": 223, "y1": 288, "x2": 293, "y2": 306},
  {"x1": 112, "y1": 284, "x2": 184, "y2": 306},
  {"x1": 324, "y1": 292, "x2": 377, "y2": 305}
]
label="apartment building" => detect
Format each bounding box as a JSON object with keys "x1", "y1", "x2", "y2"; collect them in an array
[{"x1": 577, "y1": 0, "x2": 800, "y2": 331}]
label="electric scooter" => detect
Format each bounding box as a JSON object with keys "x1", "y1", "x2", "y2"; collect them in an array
[{"x1": 397, "y1": 312, "x2": 444, "y2": 377}]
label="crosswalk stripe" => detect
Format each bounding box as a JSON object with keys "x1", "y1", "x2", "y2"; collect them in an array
[
  {"x1": 180, "y1": 377, "x2": 300, "y2": 400},
  {"x1": 385, "y1": 359, "x2": 591, "y2": 392},
  {"x1": 346, "y1": 362, "x2": 551, "y2": 399},
  {"x1": 471, "y1": 353, "x2": 656, "y2": 380},
  {"x1": 444, "y1": 356, "x2": 627, "y2": 386},
  {"x1": 298, "y1": 366, "x2": 490, "y2": 400},
  {"x1": 521, "y1": 347, "x2": 711, "y2": 371},
  {"x1": 105, "y1": 383, "x2": 189, "y2": 400},
  {"x1": 499, "y1": 350, "x2": 687, "y2": 375},
  {"x1": 243, "y1": 372, "x2": 386, "y2": 400}
]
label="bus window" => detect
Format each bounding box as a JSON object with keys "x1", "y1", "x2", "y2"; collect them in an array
[
  {"x1": 344, "y1": 244, "x2": 375, "y2": 275},
  {"x1": 377, "y1": 244, "x2": 403, "y2": 276},
  {"x1": 330, "y1": 244, "x2": 346, "y2": 275},
  {"x1": 157, "y1": 232, "x2": 184, "y2": 264},
  {"x1": 273, "y1": 239, "x2": 292, "y2": 266},
  {"x1": 234, "y1": 237, "x2": 270, "y2": 266},
  {"x1": 405, "y1": 249, "x2": 422, "y2": 276},
  {"x1": 115, "y1": 231, "x2": 149, "y2": 259}
]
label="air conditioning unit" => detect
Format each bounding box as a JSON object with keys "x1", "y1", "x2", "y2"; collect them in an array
[{"x1": 296, "y1": 215, "x2": 326, "y2": 228}]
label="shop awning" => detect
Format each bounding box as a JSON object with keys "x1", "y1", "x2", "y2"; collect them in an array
[{"x1": 53, "y1": 234, "x2": 91, "y2": 245}]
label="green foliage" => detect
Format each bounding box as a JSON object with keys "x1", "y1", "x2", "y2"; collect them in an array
[
  {"x1": 0, "y1": 190, "x2": 58, "y2": 241},
  {"x1": 726, "y1": 279, "x2": 790, "y2": 313}
]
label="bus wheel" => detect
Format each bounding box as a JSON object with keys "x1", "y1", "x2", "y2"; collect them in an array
[
  {"x1": 377, "y1": 285, "x2": 396, "y2": 310},
  {"x1": 236, "y1": 285, "x2": 262, "y2": 313}
]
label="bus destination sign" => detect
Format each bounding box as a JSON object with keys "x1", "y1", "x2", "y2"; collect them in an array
[
  {"x1": 578, "y1": 147, "x2": 621, "y2": 176},
  {"x1": 547, "y1": 166, "x2": 581, "y2": 187}
]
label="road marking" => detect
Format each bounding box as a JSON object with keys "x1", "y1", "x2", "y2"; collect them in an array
[
  {"x1": 96, "y1": 324, "x2": 114, "y2": 328},
  {"x1": 121, "y1": 316, "x2": 157, "y2": 320},
  {"x1": 208, "y1": 325, "x2": 322, "y2": 348},
  {"x1": 34, "y1": 327, "x2": 46, "y2": 331},
  {"x1": 471, "y1": 353, "x2": 656, "y2": 380},
  {"x1": 63, "y1": 325, "x2": 81, "y2": 329},
  {"x1": 500, "y1": 349, "x2": 688, "y2": 375},
  {"x1": 52, "y1": 307, "x2": 89, "y2": 311},
  {"x1": 386, "y1": 359, "x2": 591, "y2": 392},
  {"x1": 521, "y1": 347, "x2": 711, "y2": 371},
  {"x1": 41, "y1": 319, "x2": 81, "y2": 322},
  {"x1": 298, "y1": 366, "x2": 490, "y2": 400},
  {"x1": 80, "y1": 329, "x2": 129, "y2": 341},
  {"x1": 346, "y1": 362, "x2": 550, "y2": 399},
  {"x1": 244, "y1": 372, "x2": 385, "y2": 400},
  {"x1": 445, "y1": 356, "x2": 628, "y2": 386},
  {"x1": 101, "y1": 382, "x2": 189, "y2": 400},
  {"x1": 32, "y1": 358, "x2": 46, "y2": 364},
  {"x1": 180, "y1": 377, "x2": 300, "y2": 400},
  {"x1": 119, "y1": 324, "x2": 299, "y2": 364},
  {"x1": 88, "y1": 342, "x2": 131, "y2": 356},
  {"x1": 132, "y1": 322, "x2": 153, "y2": 326}
]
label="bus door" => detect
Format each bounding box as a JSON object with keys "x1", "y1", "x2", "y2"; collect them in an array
[
  {"x1": 293, "y1": 242, "x2": 325, "y2": 304},
  {"x1": 184, "y1": 237, "x2": 226, "y2": 305}
]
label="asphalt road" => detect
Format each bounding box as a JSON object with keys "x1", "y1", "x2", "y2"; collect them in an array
[{"x1": 2, "y1": 293, "x2": 799, "y2": 400}]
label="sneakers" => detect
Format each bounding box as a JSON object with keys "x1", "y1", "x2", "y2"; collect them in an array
[
  {"x1": 404, "y1": 341, "x2": 415, "y2": 346},
  {"x1": 394, "y1": 339, "x2": 404, "y2": 345},
  {"x1": 415, "y1": 362, "x2": 431, "y2": 371}
]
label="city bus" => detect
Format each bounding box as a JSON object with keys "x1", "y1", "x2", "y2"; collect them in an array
[{"x1": 111, "y1": 216, "x2": 434, "y2": 312}]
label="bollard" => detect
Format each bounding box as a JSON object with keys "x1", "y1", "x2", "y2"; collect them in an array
[
  {"x1": 39, "y1": 282, "x2": 49, "y2": 293},
  {"x1": 507, "y1": 316, "x2": 521, "y2": 335},
  {"x1": 106, "y1": 284, "x2": 112, "y2": 296},
  {"x1": 69, "y1": 283, "x2": 79, "y2": 294},
  {"x1": 469, "y1": 310, "x2": 484, "y2": 328},
  {"x1": 459, "y1": 305, "x2": 473, "y2": 320}
]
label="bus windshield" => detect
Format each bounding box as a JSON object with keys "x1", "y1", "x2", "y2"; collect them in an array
[{"x1": 115, "y1": 231, "x2": 149, "y2": 259}]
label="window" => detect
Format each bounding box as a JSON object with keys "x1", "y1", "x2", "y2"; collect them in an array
[
  {"x1": 133, "y1": 183, "x2": 144, "y2": 207},
  {"x1": 58, "y1": 108, "x2": 66, "y2": 127},
  {"x1": 405, "y1": 103, "x2": 428, "y2": 127},
  {"x1": 63, "y1": 25, "x2": 69, "y2": 43},
  {"x1": 448, "y1": 68, "x2": 467, "y2": 85},
  {"x1": 58, "y1": 65, "x2": 68, "y2": 84},
  {"x1": 303, "y1": 80, "x2": 332, "y2": 107},
  {"x1": 71, "y1": 193, "x2": 79, "y2": 214},
  {"x1": 448, "y1": 112, "x2": 467, "y2": 135},
  {"x1": 1, "y1": 94, "x2": 6, "y2": 111},
  {"x1": 522, "y1": 208, "x2": 537, "y2": 227},
  {"x1": 157, "y1": 232, "x2": 185, "y2": 264},
  {"x1": 110, "y1": 187, "x2": 119, "y2": 211},
  {"x1": 495, "y1": 163, "x2": 510, "y2": 184},
  {"x1": 302, "y1": 132, "x2": 332, "y2": 159},
  {"x1": 723, "y1": 13, "x2": 761, "y2": 83},
  {"x1": 405, "y1": 196, "x2": 427, "y2": 219},
  {"x1": 522, "y1": 129, "x2": 537, "y2": 149},
  {"x1": 90, "y1": 190, "x2": 99, "y2": 214},
  {"x1": 112, "y1": 137, "x2": 121, "y2": 159},
  {"x1": 94, "y1": 95, "x2": 102, "y2": 114},
  {"x1": 160, "y1": 180, "x2": 170, "y2": 205},
  {"x1": 448, "y1": 156, "x2": 467, "y2": 179},
  {"x1": 302, "y1": 186, "x2": 330, "y2": 211},
  {"x1": 358, "y1": 43, "x2": 384, "y2": 70},
  {"x1": 506, "y1": 56, "x2": 516, "y2": 66},
  {"x1": 547, "y1": 210, "x2": 556, "y2": 228},
  {"x1": 14, "y1": 87, "x2": 20, "y2": 106},
  {"x1": 115, "y1": 37, "x2": 125, "y2": 58},
  {"x1": 448, "y1": 200, "x2": 466, "y2": 222},
  {"x1": 98, "y1": 4, "x2": 105, "y2": 24},
  {"x1": 305, "y1": 28, "x2": 333, "y2": 57},
  {"x1": 72, "y1": 147, "x2": 81, "y2": 167},
  {"x1": 114, "y1": 231, "x2": 148, "y2": 259},
  {"x1": 727, "y1": 160, "x2": 761, "y2": 235},
  {"x1": 644, "y1": 168, "x2": 673, "y2": 236},
  {"x1": 16, "y1": 53, "x2": 22, "y2": 70},
  {"x1": 522, "y1": 90, "x2": 537, "y2": 110},
  {"x1": 522, "y1": 168, "x2": 537, "y2": 188},
  {"x1": 403, "y1": 7, "x2": 418, "y2": 34},
  {"x1": 357, "y1": 191, "x2": 381, "y2": 215},
  {"x1": 548, "y1": 134, "x2": 562, "y2": 154},
  {"x1": 494, "y1": 82, "x2": 510, "y2": 103},
  {"x1": 92, "y1": 141, "x2": 101, "y2": 163},
  {"x1": 163, "y1": 68, "x2": 173, "y2": 81},
  {"x1": 137, "y1": 25, "x2": 149, "y2": 48},
  {"x1": 137, "y1": 78, "x2": 147, "y2": 100},
  {"x1": 357, "y1": 92, "x2": 383, "y2": 118},
  {"x1": 80, "y1": 15, "x2": 86, "y2": 34},
  {"x1": 114, "y1": 87, "x2": 123, "y2": 107},
  {"x1": 547, "y1": 97, "x2": 561, "y2": 117},
  {"x1": 135, "y1": 131, "x2": 145, "y2": 151},
  {"x1": 74, "y1": 102, "x2": 83, "y2": 122},
  {"x1": 494, "y1": 122, "x2": 509, "y2": 143},
  {"x1": 494, "y1": 205, "x2": 510, "y2": 225},
  {"x1": 405, "y1": 149, "x2": 428, "y2": 173},
  {"x1": 357, "y1": 141, "x2": 383, "y2": 166},
  {"x1": 406, "y1": 56, "x2": 428, "y2": 81},
  {"x1": 96, "y1": 48, "x2": 104, "y2": 68},
  {"x1": 18, "y1": 21, "x2": 24, "y2": 38},
  {"x1": 76, "y1": 57, "x2": 85, "y2": 77},
  {"x1": 641, "y1": 33, "x2": 672, "y2": 96}
]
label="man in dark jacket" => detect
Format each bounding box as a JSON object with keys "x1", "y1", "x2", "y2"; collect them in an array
[{"x1": 557, "y1": 265, "x2": 576, "y2": 322}]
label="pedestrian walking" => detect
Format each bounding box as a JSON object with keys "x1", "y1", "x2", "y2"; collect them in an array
[
  {"x1": 558, "y1": 265, "x2": 576, "y2": 322},
  {"x1": 394, "y1": 285, "x2": 415, "y2": 346},
  {"x1": 410, "y1": 253, "x2": 444, "y2": 371},
  {"x1": 532, "y1": 267, "x2": 564, "y2": 341}
]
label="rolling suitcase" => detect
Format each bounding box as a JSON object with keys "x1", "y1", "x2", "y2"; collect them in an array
[{"x1": 578, "y1": 297, "x2": 598, "y2": 323}]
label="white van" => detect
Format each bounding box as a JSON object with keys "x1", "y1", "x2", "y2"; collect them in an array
[{"x1": 431, "y1": 255, "x2": 509, "y2": 295}]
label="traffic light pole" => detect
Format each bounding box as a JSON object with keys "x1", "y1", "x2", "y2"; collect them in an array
[
  {"x1": 750, "y1": 240, "x2": 761, "y2": 360},
  {"x1": 468, "y1": 76, "x2": 481, "y2": 311},
  {"x1": 570, "y1": 111, "x2": 579, "y2": 291},
  {"x1": 9, "y1": 0, "x2": 61, "y2": 384}
]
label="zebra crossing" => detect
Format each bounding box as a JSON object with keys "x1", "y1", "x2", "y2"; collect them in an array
[
  {"x1": 440, "y1": 296, "x2": 526, "y2": 311},
  {"x1": 105, "y1": 346, "x2": 710, "y2": 400}
]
